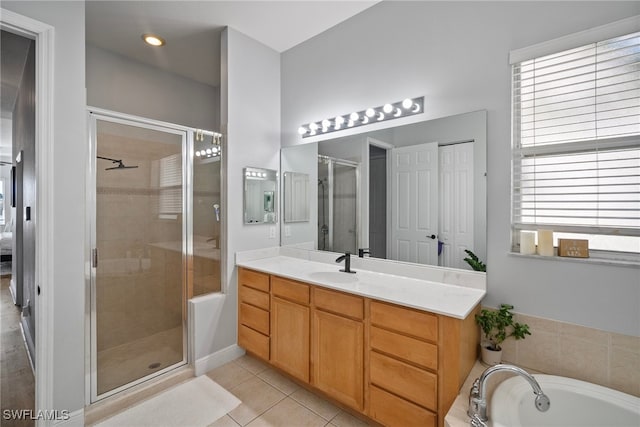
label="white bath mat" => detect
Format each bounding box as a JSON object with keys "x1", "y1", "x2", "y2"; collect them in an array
[{"x1": 96, "y1": 375, "x2": 241, "y2": 427}]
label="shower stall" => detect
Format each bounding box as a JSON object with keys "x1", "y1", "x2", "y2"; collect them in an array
[
  {"x1": 87, "y1": 110, "x2": 222, "y2": 401},
  {"x1": 317, "y1": 155, "x2": 359, "y2": 254}
]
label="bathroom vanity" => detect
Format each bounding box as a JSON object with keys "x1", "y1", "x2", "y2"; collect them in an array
[{"x1": 236, "y1": 254, "x2": 483, "y2": 427}]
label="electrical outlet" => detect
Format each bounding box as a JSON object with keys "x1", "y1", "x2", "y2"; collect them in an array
[
  {"x1": 285, "y1": 226, "x2": 291, "y2": 237},
  {"x1": 269, "y1": 226, "x2": 276, "y2": 239}
]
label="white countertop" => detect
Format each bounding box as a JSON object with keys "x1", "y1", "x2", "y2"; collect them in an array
[{"x1": 237, "y1": 255, "x2": 485, "y2": 319}]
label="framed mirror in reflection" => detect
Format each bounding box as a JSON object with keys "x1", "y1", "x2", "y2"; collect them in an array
[
  {"x1": 283, "y1": 172, "x2": 310, "y2": 223},
  {"x1": 280, "y1": 110, "x2": 487, "y2": 270},
  {"x1": 243, "y1": 167, "x2": 277, "y2": 224}
]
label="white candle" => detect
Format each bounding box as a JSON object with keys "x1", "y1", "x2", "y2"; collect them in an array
[
  {"x1": 537, "y1": 229, "x2": 554, "y2": 256},
  {"x1": 520, "y1": 231, "x2": 536, "y2": 255}
]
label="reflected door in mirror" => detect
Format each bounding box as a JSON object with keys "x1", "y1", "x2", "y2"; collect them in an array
[{"x1": 283, "y1": 172, "x2": 310, "y2": 223}]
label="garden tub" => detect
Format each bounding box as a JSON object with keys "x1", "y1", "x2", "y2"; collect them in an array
[{"x1": 491, "y1": 374, "x2": 639, "y2": 427}]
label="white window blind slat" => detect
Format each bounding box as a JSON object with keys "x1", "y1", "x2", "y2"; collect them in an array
[
  {"x1": 158, "y1": 153, "x2": 182, "y2": 215},
  {"x1": 512, "y1": 30, "x2": 640, "y2": 245}
]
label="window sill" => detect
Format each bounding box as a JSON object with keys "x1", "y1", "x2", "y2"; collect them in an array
[{"x1": 508, "y1": 251, "x2": 639, "y2": 268}]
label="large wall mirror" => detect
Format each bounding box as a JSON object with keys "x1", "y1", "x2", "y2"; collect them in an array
[{"x1": 280, "y1": 110, "x2": 487, "y2": 270}]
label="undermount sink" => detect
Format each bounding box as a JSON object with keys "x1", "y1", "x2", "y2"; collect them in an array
[{"x1": 308, "y1": 271, "x2": 359, "y2": 284}]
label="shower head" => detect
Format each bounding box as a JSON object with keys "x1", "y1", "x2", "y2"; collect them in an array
[
  {"x1": 105, "y1": 163, "x2": 139, "y2": 171},
  {"x1": 98, "y1": 156, "x2": 139, "y2": 171}
]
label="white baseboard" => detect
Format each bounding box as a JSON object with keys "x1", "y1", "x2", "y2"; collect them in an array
[
  {"x1": 193, "y1": 345, "x2": 245, "y2": 376},
  {"x1": 9, "y1": 277, "x2": 17, "y2": 304},
  {"x1": 52, "y1": 408, "x2": 84, "y2": 427}
]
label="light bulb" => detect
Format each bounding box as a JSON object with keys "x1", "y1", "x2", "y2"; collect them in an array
[
  {"x1": 245, "y1": 171, "x2": 250, "y2": 176},
  {"x1": 348, "y1": 120, "x2": 354, "y2": 127},
  {"x1": 297, "y1": 126, "x2": 307, "y2": 135},
  {"x1": 335, "y1": 116, "x2": 345, "y2": 125},
  {"x1": 206, "y1": 148, "x2": 212, "y2": 155},
  {"x1": 394, "y1": 108, "x2": 402, "y2": 117},
  {"x1": 350, "y1": 112, "x2": 359, "y2": 121},
  {"x1": 383, "y1": 104, "x2": 393, "y2": 113},
  {"x1": 334, "y1": 122, "x2": 341, "y2": 130},
  {"x1": 195, "y1": 151, "x2": 202, "y2": 157},
  {"x1": 212, "y1": 147, "x2": 218, "y2": 153},
  {"x1": 142, "y1": 34, "x2": 166, "y2": 47},
  {"x1": 322, "y1": 119, "x2": 331, "y2": 128},
  {"x1": 377, "y1": 112, "x2": 385, "y2": 121},
  {"x1": 362, "y1": 116, "x2": 370, "y2": 124},
  {"x1": 412, "y1": 103, "x2": 421, "y2": 113},
  {"x1": 309, "y1": 122, "x2": 319, "y2": 131},
  {"x1": 402, "y1": 98, "x2": 413, "y2": 109},
  {"x1": 365, "y1": 108, "x2": 375, "y2": 117},
  {"x1": 310, "y1": 129, "x2": 316, "y2": 136}
]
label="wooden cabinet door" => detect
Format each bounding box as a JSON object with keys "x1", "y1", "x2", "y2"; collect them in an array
[
  {"x1": 270, "y1": 296, "x2": 310, "y2": 382},
  {"x1": 312, "y1": 310, "x2": 364, "y2": 411}
]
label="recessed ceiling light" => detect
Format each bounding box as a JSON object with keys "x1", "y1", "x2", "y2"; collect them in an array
[{"x1": 142, "y1": 34, "x2": 165, "y2": 47}]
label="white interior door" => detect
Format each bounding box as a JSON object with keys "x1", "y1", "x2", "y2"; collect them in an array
[
  {"x1": 439, "y1": 142, "x2": 474, "y2": 268},
  {"x1": 390, "y1": 142, "x2": 439, "y2": 264}
]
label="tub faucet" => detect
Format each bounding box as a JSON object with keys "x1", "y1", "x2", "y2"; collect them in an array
[
  {"x1": 467, "y1": 364, "x2": 550, "y2": 426},
  {"x1": 335, "y1": 252, "x2": 355, "y2": 273}
]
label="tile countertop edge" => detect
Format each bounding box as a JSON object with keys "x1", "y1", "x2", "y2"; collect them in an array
[{"x1": 237, "y1": 256, "x2": 485, "y2": 320}]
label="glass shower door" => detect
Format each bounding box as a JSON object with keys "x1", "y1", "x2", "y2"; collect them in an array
[
  {"x1": 332, "y1": 162, "x2": 358, "y2": 254},
  {"x1": 90, "y1": 115, "x2": 187, "y2": 400}
]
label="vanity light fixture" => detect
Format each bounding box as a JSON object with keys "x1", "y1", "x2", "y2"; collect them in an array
[
  {"x1": 298, "y1": 96, "x2": 424, "y2": 138},
  {"x1": 193, "y1": 129, "x2": 223, "y2": 160},
  {"x1": 142, "y1": 33, "x2": 166, "y2": 47}
]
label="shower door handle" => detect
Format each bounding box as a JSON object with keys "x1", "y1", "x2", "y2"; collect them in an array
[{"x1": 92, "y1": 248, "x2": 98, "y2": 268}]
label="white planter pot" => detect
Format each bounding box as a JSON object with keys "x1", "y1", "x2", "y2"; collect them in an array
[{"x1": 481, "y1": 345, "x2": 503, "y2": 366}]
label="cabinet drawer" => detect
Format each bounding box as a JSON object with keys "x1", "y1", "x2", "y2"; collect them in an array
[
  {"x1": 239, "y1": 268, "x2": 270, "y2": 293},
  {"x1": 370, "y1": 351, "x2": 437, "y2": 411},
  {"x1": 313, "y1": 287, "x2": 363, "y2": 320},
  {"x1": 370, "y1": 326, "x2": 437, "y2": 371},
  {"x1": 369, "y1": 385, "x2": 436, "y2": 427},
  {"x1": 240, "y1": 303, "x2": 269, "y2": 335},
  {"x1": 238, "y1": 324, "x2": 269, "y2": 360},
  {"x1": 240, "y1": 285, "x2": 270, "y2": 311},
  {"x1": 272, "y1": 276, "x2": 310, "y2": 305},
  {"x1": 370, "y1": 301, "x2": 438, "y2": 342}
]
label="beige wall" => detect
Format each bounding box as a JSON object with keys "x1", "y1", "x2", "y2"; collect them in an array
[{"x1": 498, "y1": 310, "x2": 640, "y2": 397}]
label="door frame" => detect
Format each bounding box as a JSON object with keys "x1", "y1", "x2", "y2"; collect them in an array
[
  {"x1": 0, "y1": 8, "x2": 55, "y2": 424},
  {"x1": 86, "y1": 107, "x2": 197, "y2": 403}
]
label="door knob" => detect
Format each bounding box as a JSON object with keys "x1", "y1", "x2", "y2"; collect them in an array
[{"x1": 428, "y1": 234, "x2": 436, "y2": 239}]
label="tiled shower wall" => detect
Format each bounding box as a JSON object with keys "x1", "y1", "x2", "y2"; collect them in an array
[
  {"x1": 96, "y1": 134, "x2": 183, "y2": 351},
  {"x1": 497, "y1": 310, "x2": 640, "y2": 397}
]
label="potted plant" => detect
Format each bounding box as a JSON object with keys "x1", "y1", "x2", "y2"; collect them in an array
[
  {"x1": 464, "y1": 249, "x2": 486, "y2": 272},
  {"x1": 475, "y1": 304, "x2": 530, "y2": 365}
]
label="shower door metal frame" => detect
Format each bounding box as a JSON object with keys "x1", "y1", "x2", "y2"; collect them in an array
[
  {"x1": 319, "y1": 155, "x2": 360, "y2": 252},
  {"x1": 86, "y1": 108, "x2": 193, "y2": 403}
]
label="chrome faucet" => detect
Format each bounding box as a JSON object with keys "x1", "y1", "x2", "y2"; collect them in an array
[{"x1": 467, "y1": 364, "x2": 550, "y2": 426}]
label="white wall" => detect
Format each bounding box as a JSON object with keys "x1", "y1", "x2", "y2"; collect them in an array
[
  {"x1": 200, "y1": 27, "x2": 281, "y2": 359},
  {"x1": 281, "y1": 1, "x2": 640, "y2": 337},
  {"x1": 86, "y1": 44, "x2": 219, "y2": 131},
  {"x1": 3, "y1": 0, "x2": 87, "y2": 414}
]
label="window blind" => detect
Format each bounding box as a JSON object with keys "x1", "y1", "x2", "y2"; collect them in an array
[
  {"x1": 159, "y1": 153, "x2": 182, "y2": 215},
  {"x1": 512, "y1": 31, "x2": 640, "y2": 237}
]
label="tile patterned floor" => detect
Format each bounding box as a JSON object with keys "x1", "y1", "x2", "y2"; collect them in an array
[
  {"x1": 206, "y1": 355, "x2": 373, "y2": 427},
  {"x1": 0, "y1": 277, "x2": 35, "y2": 427}
]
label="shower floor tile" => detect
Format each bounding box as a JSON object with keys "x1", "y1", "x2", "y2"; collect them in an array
[{"x1": 97, "y1": 326, "x2": 183, "y2": 396}]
